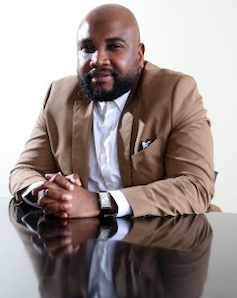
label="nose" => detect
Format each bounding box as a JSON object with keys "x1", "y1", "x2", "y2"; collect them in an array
[{"x1": 89, "y1": 49, "x2": 109, "y2": 68}]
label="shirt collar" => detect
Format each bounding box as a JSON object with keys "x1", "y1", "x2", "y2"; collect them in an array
[
  {"x1": 96, "y1": 91, "x2": 131, "y2": 115},
  {"x1": 113, "y1": 90, "x2": 131, "y2": 112}
]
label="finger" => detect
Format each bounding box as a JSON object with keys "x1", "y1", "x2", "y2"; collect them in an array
[
  {"x1": 32, "y1": 183, "x2": 47, "y2": 196},
  {"x1": 38, "y1": 196, "x2": 57, "y2": 208},
  {"x1": 38, "y1": 189, "x2": 72, "y2": 207},
  {"x1": 43, "y1": 201, "x2": 72, "y2": 215},
  {"x1": 32, "y1": 180, "x2": 63, "y2": 196},
  {"x1": 46, "y1": 172, "x2": 75, "y2": 192},
  {"x1": 65, "y1": 174, "x2": 82, "y2": 187},
  {"x1": 46, "y1": 172, "x2": 82, "y2": 187},
  {"x1": 54, "y1": 212, "x2": 68, "y2": 219},
  {"x1": 37, "y1": 189, "x2": 46, "y2": 205},
  {"x1": 45, "y1": 172, "x2": 62, "y2": 181}
]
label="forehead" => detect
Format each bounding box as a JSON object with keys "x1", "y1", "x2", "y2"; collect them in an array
[{"x1": 77, "y1": 17, "x2": 134, "y2": 42}]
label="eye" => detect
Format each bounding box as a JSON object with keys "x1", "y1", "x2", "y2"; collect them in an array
[
  {"x1": 80, "y1": 44, "x2": 96, "y2": 53},
  {"x1": 107, "y1": 43, "x2": 123, "y2": 51}
]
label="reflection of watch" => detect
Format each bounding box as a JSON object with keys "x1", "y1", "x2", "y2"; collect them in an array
[
  {"x1": 97, "y1": 217, "x2": 118, "y2": 240},
  {"x1": 97, "y1": 192, "x2": 112, "y2": 216}
]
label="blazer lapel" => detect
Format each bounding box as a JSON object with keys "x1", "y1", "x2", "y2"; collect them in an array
[
  {"x1": 117, "y1": 90, "x2": 138, "y2": 187},
  {"x1": 72, "y1": 98, "x2": 93, "y2": 189}
]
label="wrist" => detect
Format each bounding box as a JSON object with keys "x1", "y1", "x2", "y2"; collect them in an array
[{"x1": 90, "y1": 191, "x2": 101, "y2": 216}]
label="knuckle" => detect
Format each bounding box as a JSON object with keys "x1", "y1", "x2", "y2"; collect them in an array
[
  {"x1": 44, "y1": 203, "x2": 54, "y2": 214},
  {"x1": 66, "y1": 182, "x2": 72, "y2": 188},
  {"x1": 43, "y1": 181, "x2": 51, "y2": 188},
  {"x1": 62, "y1": 193, "x2": 71, "y2": 200},
  {"x1": 52, "y1": 172, "x2": 61, "y2": 181}
]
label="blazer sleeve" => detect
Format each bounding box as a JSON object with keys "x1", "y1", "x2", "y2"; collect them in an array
[
  {"x1": 120, "y1": 75, "x2": 215, "y2": 217},
  {"x1": 9, "y1": 84, "x2": 58, "y2": 198}
]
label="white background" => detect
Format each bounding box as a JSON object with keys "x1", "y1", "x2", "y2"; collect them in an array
[{"x1": 0, "y1": 0, "x2": 236, "y2": 212}]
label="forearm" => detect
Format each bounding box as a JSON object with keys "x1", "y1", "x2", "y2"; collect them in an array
[
  {"x1": 9, "y1": 167, "x2": 46, "y2": 198},
  {"x1": 121, "y1": 174, "x2": 214, "y2": 217}
]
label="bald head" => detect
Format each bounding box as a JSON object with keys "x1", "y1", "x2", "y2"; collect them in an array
[{"x1": 78, "y1": 4, "x2": 141, "y2": 45}]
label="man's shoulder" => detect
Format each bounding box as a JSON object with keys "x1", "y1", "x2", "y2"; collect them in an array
[
  {"x1": 140, "y1": 61, "x2": 197, "y2": 96},
  {"x1": 51, "y1": 75, "x2": 79, "y2": 91},
  {"x1": 143, "y1": 61, "x2": 191, "y2": 82}
]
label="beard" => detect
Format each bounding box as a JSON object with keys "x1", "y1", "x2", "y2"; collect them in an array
[{"x1": 77, "y1": 60, "x2": 141, "y2": 102}]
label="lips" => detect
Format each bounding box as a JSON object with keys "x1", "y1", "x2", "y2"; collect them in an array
[{"x1": 90, "y1": 69, "x2": 113, "y2": 84}]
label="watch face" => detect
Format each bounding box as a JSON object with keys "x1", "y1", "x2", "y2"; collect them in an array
[{"x1": 99, "y1": 192, "x2": 112, "y2": 210}]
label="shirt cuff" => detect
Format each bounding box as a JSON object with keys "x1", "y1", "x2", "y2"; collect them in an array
[
  {"x1": 109, "y1": 190, "x2": 132, "y2": 217},
  {"x1": 21, "y1": 181, "x2": 45, "y2": 208}
]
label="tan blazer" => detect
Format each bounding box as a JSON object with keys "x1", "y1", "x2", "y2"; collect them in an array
[{"x1": 9, "y1": 61, "x2": 215, "y2": 216}]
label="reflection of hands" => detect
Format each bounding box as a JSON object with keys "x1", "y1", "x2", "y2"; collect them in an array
[
  {"x1": 32, "y1": 217, "x2": 100, "y2": 258},
  {"x1": 32, "y1": 172, "x2": 100, "y2": 219}
]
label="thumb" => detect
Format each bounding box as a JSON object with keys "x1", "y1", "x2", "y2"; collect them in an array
[{"x1": 65, "y1": 173, "x2": 82, "y2": 186}]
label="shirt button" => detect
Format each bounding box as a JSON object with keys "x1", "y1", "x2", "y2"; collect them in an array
[{"x1": 106, "y1": 182, "x2": 114, "y2": 189}]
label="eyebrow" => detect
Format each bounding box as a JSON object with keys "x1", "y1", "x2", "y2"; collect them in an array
[
  {"x1": 78, "y1": 37, "x2": 126, "y2": 45},
  {"x1": 105, "y1": 37, "x2": 126, "y2": 43},
  {"x1": 78, "y1": 38, "x2": 92, "y2": 45}
]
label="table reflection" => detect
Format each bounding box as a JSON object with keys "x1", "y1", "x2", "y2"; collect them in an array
[{"x1": 9, "y1": 199, "x2": 213, "y2": 298}]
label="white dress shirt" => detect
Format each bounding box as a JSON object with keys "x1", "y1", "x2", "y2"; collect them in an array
[{"x1": 88, "y1": 91, "x2": 132, "y2": 217}]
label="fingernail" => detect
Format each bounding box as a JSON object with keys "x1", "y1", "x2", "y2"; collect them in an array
[
  {"x1": 76, "y1": 179, "x2": 82, "y2": 186},
  {"x1": 68, "y1": 184, "x2": 74, "y2": 191},
  {"x1": 63, "y1": 203, "x2": 72, "y2": 210},
  {"x1": 63, "y1": 194, "x2": 72, "y2": 201},
  {"x1": 60, "y1": 214, "x2": 68, "y2": 220}
]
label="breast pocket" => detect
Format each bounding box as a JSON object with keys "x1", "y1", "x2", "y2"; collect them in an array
[{"x1": 131, "y1": 138, "x2": 165, "y2": 185}]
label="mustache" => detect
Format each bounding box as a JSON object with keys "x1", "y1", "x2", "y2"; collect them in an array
[{"x1": 88, "y1": 68, "x2": 115, "y2": 78}]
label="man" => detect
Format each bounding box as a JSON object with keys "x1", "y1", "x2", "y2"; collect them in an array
[{"x1": 9, "y1": 4, "x2": 215, "y2": 218}]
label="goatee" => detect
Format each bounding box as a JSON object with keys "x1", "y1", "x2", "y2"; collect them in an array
[{"x1": 77, "y1": 60, "x2": 140, "y2": 102}]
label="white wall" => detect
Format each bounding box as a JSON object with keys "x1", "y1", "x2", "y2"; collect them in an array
[{"x1": 0, "y1": 0, "x2": 236, "y2": 212}]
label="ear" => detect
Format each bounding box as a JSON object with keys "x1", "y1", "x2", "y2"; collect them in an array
[{"x1": 138, "y1": 43, "x2": 145, "y2": 68}]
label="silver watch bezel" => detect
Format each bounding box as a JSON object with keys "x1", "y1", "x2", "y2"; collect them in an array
[{"x1": 98, "y1": 192, "x2": 112, "y2": 210}]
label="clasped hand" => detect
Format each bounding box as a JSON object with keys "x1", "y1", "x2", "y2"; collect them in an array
[{"x1": 32, "y1": 173, "x2": 100, "y2": 218}]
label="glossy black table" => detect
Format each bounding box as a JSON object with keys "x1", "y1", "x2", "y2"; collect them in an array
[{"x1": 1, "y1": 197, "x2": 237, "y2": 298}]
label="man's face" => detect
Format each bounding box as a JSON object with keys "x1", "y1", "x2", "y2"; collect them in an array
[{"x1": 77, "y1": 16, "x2": 144, "y2": 101}]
